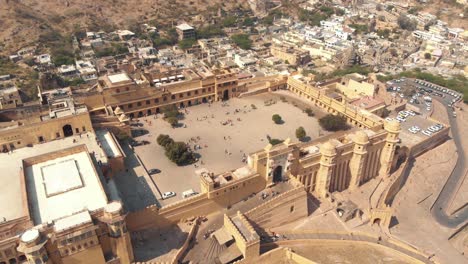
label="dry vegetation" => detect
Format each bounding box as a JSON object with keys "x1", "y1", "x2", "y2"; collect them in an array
[{"x1": 0, "y1": 0, "x2": 248, "y2": 54}]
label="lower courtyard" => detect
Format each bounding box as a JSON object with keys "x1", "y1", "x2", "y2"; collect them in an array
[{"x1": 132, "y1": 92, "x2": 329, "y2": 205}]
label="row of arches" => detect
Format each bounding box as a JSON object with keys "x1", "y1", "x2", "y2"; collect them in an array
[
  {"x1": 0, "y1": 255, "x2": 26, "y2": 264},
  {"x1": 127, "y1": 97, "x2": 212, "y2": 119}
]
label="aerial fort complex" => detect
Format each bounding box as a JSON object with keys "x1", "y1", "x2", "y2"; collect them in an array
[
  {"x1": 1, "y1": 61, "x2": 462, "y2": 264},
  {"x1": 0, "y1": 2, "x2": 467, "y2": 261}
]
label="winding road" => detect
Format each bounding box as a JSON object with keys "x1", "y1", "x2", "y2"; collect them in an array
[{"x1": 430, "y1": 100, "x2": 467, "y2": 228}]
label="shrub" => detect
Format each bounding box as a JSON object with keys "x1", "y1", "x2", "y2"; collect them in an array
[
  {"x1": 305, "y1": 108, "x2": 314, "y2": 117},
  {"x1": 272, "y1": 114, "x2": 282, "y2": 124},
  {"x1": 269, "y1": 138, "x2": 284, "y2": 145},
  {"x1": 295, "y1": 127, "x2": 306, "y2": 140},
  {"x1": 424, "y1": 53, "x2": 431, "y2": 60},
  {"x1": 319, "y1": 114, "x2": 349, "y2": 131}
]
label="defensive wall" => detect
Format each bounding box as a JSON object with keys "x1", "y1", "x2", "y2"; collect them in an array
[
  {"x1": 379, "y1": 126, "x2": 451, "y2": 206},
  {"x1": 126, "y1": 173, "x2": 266, "y2": 231}
]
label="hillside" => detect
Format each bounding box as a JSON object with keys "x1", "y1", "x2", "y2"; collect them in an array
[{"x1": 0, "y1": 0, "x2": 249, "y2": 54}]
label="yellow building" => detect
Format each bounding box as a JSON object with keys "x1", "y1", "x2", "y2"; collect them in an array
[
  {"x1": 270, "y1": 45, "x2": 311, "y2": 66},
  {"x1": 324, "y1": 73, "x2": 376, "y2": 100},
  {"x1": 0, "y1": 144, "x2": 133, "y2": 264},
  {"x1": 86, "y1": 68, "x2": 244, "y2": 120},
  {"x1": 0, "y1": 97, "x2": 93, "y2": 152}
]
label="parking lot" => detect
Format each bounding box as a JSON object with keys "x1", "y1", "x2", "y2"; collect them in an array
[
  {"x1": 387, "y1": 78, "x2": 461, "y2": 114},
  {"x1": 131, "y1": 93, "x2": 327, "y2": 205},
  {"x1": 387, "y1": 109, "x2": 444, "y2": 146}
]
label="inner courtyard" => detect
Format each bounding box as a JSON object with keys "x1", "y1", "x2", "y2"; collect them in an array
[{"x1": 132, "y1": 92, "x2": 331, "y2": 205}]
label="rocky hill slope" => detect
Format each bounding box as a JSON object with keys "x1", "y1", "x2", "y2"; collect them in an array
[{"x1": 0, "y1": 0, "x2": 248, "y2": 54}]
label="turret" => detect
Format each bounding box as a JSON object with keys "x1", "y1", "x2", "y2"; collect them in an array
[
  {"x1": 379, "y1": 120, "x2": 400, "y2": 176},
  {"x1": 349, "y1": 131, "x2": 369, "y2": 189},
  {"x1": 17, "y1": 229, "x2": 51, "y2": 264},
  {"x1": 316, "y1": 141, "x2": 337, "y2": 198}
]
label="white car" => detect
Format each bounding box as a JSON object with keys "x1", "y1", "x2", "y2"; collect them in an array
[
  {"x1": 408, "y1": 111, "x2": 416, "y2": 116},
  {"x1": 422, "y1": 130, "x2": 432, "y2": 136},
  {"x1": 396, "y1": 116, "x2": 406, "y2": 122},
  {"x1": 385, "y1": 117, "x2": 393, "y2": 122},
  {"x1": 162, "y1": 191, "x2": 176, "y2": 199}
]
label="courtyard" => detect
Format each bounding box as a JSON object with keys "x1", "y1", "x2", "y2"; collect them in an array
[{"x1": 132, "y1": 92, "x2": 329, "y2": 205}]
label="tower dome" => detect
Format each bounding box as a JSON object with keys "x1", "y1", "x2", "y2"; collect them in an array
[
  {"x1": 320, "y1": 141, "x2": 337, "y2": 155},
  {"x1": 354, "y1": 131, "x2": 369, "y2": 144}
]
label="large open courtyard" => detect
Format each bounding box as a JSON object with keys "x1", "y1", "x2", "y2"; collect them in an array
[{"x1": 133, "y1": 92, "x2": 328, "y2": 205}]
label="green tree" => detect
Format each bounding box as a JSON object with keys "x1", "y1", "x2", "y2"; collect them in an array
[
  {"x1": 319, "y1": 114, "x2": 349, "y2": 131},
  {"x1": 166, "y1": 116, "x2": 179, "y2": 127},
  {"x1": 222, "y1": 16, "x2": 237, "y2": 27},
  {"x1": 397, "y1": 14, "x2": 417, "y2": 31},
  {"x1": 243, "y1": 17, "x2": 254, "y2": 27},
  {"x1": 161, "y1": 105, "x2": 181, "y2": 119},
  {"x1": 295, "y1": 127, "x2": 306, "y2": 140},
  {"x1": 165, "y1": 142, "x2": 195, "y2": 165},
  {"x1": 231, "y1": 34, "x2": 252, "y2": 50},
  {"x1": 272, "y1": 114, "x2": 282, "y2": 124},
  {"x1": 196, "y1": 26, "x2": 225, "y2": 39},
  {"x1": 157, "y1": 134, "x2": 174, "y2": 147},
  {"x1": 424, "y1": 53, "x2": 432, "y2": 60},
  {"x1": 178, "y1": 38, "x2": 196, "y2": 50}
]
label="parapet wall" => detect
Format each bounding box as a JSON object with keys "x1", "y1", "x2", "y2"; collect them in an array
[
  {"x1": 22, "y1": 144, "x2": 88, "y2": 167},
  {"x1": 409, "y1": 126, "x2": 450, "y2": 158}
]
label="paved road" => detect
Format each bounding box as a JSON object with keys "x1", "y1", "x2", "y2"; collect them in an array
[{"x1": 430, "y1": 100, "x2": 468, "y2": 228}]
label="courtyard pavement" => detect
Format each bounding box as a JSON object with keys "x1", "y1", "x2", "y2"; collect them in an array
[{"x1": 132, "y1": 93, "x2": 328, "y2": 205}]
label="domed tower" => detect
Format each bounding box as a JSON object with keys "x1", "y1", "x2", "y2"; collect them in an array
[
  {"x1": 349, "y1": 131, "x2": 370, "y2": 190},
  {"x1": 379, "y1": 120, "x2": 400, "y2": 177},
  {"x1": 102, "y1": 201, "x2": 134, "y2": 264},
  {"x1": 316, "y1": 141, "x2": 337, "y2": 198},
  {"x1": 17, "y1": 229, "x2": 51, "y2": 264}
]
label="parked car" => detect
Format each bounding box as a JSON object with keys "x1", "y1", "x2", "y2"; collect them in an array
[
  {"x1": 162, "y1": 191, "x2": 176, "y2": 199},
  {"x1": 148, "y1": 168, "x2": 161, "y2": 175},
  {"x1": 422, "y1": 130, "x2": 432, "y2": 136}
]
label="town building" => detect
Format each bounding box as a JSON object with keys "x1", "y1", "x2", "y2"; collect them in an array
[
  {"x1": 0, "y1": 86, "x2": 22, "y2": 110},
  {"x1": 176, "y1": 23, "x2": 196, "y2": 40},
  {"x1": 270, "y1": 45, "x2": 311, "y2": 66}
]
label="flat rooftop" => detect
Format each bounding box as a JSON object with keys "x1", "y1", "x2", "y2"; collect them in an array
[
  {"x1": 0, "y1": 132, "x2": 109, "y2": 223},
  {"x1": 25, "y1": 150, "x2": 108, "y2": 224},
  {"x1": 108, "y1": 73, "x2": 131, "y2": 84}
]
